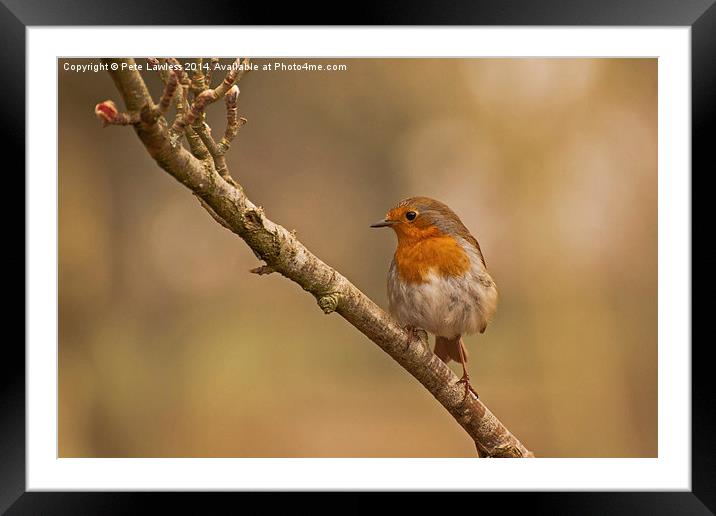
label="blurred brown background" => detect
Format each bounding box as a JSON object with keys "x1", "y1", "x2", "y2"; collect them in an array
[{"x1": 59, "y1": 58, "x2": 657, "y2": 457}]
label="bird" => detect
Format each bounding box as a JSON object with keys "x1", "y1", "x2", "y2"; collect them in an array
[{"x1": 371, "y1": 197, "x2": 498, "y2": 398}]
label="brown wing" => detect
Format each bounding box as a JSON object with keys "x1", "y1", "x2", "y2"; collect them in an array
[{"x1": 463, "y1": 232, "x2": 487, "y2": 268}]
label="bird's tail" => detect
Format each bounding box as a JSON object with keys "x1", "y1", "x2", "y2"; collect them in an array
[{"x1": 434, "y1": 336, "x2": 467, "y2": 364}]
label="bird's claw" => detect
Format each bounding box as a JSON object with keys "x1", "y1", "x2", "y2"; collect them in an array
[
  {"x1": 457, "y1": 374, "x2": 479, "y2": 400},
  {"x1": 404, "y1": 326, "x2": 428, "y2": 351}
]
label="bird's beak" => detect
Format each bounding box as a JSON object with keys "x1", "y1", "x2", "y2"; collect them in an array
[{"x1": 370, "y1": 218, "x2": 397, "y2": 228}]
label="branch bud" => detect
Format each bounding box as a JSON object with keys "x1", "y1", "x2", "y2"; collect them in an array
[
  {"x1": 95, "y1": 99, "x2": 138, "y2": 126},
  {"x1": 225, "y1": 85, "x2": 240, "y2": 106},
  {"x1": 318, "y1": 293, "x2": 340, "y2": 314},
  {"x1": 94, "y1": 100, "x2": 119, "y2": 126}
]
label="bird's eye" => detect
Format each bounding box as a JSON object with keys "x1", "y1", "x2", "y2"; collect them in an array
[{"x1": 405, "y1": 211, "x2": 417, "y2": 221}]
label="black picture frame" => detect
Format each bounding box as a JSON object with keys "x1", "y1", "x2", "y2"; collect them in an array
[{"x1": 3, "y1": 0, "x2": 708, "y2": 513}]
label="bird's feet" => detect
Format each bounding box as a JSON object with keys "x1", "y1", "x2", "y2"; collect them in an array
[
  {"x1": 457, "y1": 373, "x2": 479, "y2": 400},
  {"x1": 404, "y1": 326, "x2": 428, "y2": 351}
]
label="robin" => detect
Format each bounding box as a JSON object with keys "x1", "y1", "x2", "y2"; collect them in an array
[{"x1": 371, "y1": 197, "x2": 498, "y2": 398}]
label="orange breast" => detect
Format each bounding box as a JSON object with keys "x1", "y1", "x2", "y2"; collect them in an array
[{"x1": 394, "y1": 235, "x2": 470, "y2": 284}]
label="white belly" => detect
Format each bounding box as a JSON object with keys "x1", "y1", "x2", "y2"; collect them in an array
[{"x1": 387, "y1": 241, "x2": 498, "y2": 338}]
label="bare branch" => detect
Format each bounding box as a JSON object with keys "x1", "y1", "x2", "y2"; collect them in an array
[
  {"x1": 205, "y1": 57, "x2": 219, "y2": 89},
  {"x1": 193, "y1": 122, "x2": 221, "y2": 156},
  {"x1": 219, "y1": 85, "x2": 245, "y2": 153},
  {"x1": 193, "y1": 84, "x2": 247, "y2": 182},
  {"x1": 190, "y1": 57, "x2": 207, "y2": 94},
  {"x1": 185, "y1": 126, "x2": 211, "y2": 161},
  {"x1": 194, "y1": 193, "x2": 233, "y2": 231},
  {"x1": 171, "y1": 57, "x2": 250, "y2": 136},
  {"x1": 213, "y1": 57, "x2": 251, "y2": 99},
  {"x1": 250, "y1": 264, "x2": 276, "y2": 275},
  {"x1": 182, "y1": 85, "x2": 244, "y2": 183},
  {"x1": 171, "y1": 89, "x2": 214, "y2": 134},
  {"x1": 101, "y1": 57, "x2": 533, "y2": 458},
  {"x1": 158, "y1": 64, "x2": 184, "y2": 114},
  {"x1": 153, "y1": 58, "x2": 210, "y2": 159}
]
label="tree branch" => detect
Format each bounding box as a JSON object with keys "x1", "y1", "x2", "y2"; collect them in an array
[{"x1": 100, "y1": 57, "x2": 533, "y2": 458}]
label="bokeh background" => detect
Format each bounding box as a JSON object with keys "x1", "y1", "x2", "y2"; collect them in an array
[{"x1": 59, "y1": 58, "x2": 657, "y2": 457}]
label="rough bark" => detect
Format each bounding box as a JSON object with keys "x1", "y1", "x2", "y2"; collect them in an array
[{"x1": 101, "y1": 58, "x2": 533, "y2": 458}]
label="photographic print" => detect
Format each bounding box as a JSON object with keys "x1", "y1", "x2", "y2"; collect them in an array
[{"x1": 58, "y1": 57, "x2": 657, "y2": 459}]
